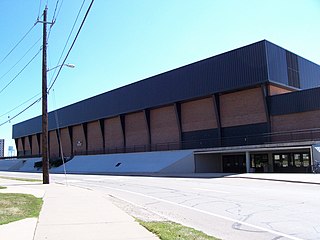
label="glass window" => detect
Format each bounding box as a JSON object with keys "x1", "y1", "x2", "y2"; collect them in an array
[
  {"x1": 282, "y1": 154, "x2": 289, "y2": 167},
  {"x1": 303, "y1": 153, "x2": 310, "y2": 167},
  {"x1": 273, "y1": 154, "x2": 281, "y2": 167},
  {"x1": 294, "y1": 154, "x2": 302, "y2": 167}
]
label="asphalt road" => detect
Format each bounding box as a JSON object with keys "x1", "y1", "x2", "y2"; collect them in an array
[{"x1": 1, "y1": 172, "x2": 320, "y2": 240}]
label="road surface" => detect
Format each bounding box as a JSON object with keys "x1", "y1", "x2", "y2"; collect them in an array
[{"x1": 1, "y1": 171, "x2": 319, "y2": 240}]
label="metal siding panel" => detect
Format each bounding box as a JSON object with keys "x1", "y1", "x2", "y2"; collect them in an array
[
  {"x1": 269, "y1": 87, "x2": 320, "y2": 115},
  {"x1": 266, "y1": 41, "x2": 288, "y2": 85},
  {"x1": 182, "y1": 128, "x2": 219, "y2": 149},
  {"x1": 12, "y1": 116, "x2": 42, "y2": 138},
  {"x1": 221, "y1": 122, "x2": 269, "y2": 146},
  {"x1": 13, "y1": 41, "x2": 269, "y2": 139},
  {"x1": 298, "y1": 57, "x2": 320, "y2": 89}
]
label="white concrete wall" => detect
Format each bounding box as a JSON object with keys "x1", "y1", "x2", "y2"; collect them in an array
[
  {"x1": 160, "y1": 152, "x2": 195, "y2": 173},
  {"x1": 0, "y1": 151, "x2": 195, "y2": 174},
  {"x1": 53, "y1": 150, "x2": 194, "y2": 174},
  {"x1": 0, "y1": 159, "x2": 21, "y2": 171}
]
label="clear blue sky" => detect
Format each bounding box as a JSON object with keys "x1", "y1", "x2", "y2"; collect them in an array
[{"x1": 0, "y1": 0, "x2": 319, "y2": 156}]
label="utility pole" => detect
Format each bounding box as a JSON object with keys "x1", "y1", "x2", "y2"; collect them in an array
[{"x1": 41, "y1": 6, "x2": 50, "y2": 184}]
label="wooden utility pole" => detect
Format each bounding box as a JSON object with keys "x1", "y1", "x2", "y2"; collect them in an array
[{"x1": 42, "y1": 6, "x2": 49, "y2": 184}]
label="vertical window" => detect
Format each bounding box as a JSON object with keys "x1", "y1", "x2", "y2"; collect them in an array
[
  {"x1": 294, "y1": 154, "x2": 302, "y2": 167},
  {"x1": 286, "y1": 51, "x2": 300, "y2": 88},
  {"x1": 302, "y1": 153, "x2": 310, "y2": 167},
  {"x1": 282, "y1": 154, "x2": 289, "y2": 167},
  {"x1": 273, "y1": 154, "x2": 281, "y2": 167}
]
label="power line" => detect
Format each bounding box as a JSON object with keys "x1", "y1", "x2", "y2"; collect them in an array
[
  {"x1": 0, "y1": 24, "x2": 37, "y2": 66},
  {"x1": 48, "y1": 0, "x2": 86, "y2": 86},
  {"x1": 0, "y1": 0, "x2": 95, "y2": 127},
  {"x1": 0, "y1": 93, "x2": 41, "y2": 119},
  {"x1": 0, "y1": 49, "x2": 41, "y2": 95},
  {"x1": 48, "y1": 0, "x2": 95, "y2": 92},
  {"x1": 51, "y1": 0, "x2": 60, "y2": 23},
  {"x1": 55, "y1": 0, "x2": 65, "y2": 23},
  {"x1": 47, "y1": 0, "x2": 65, "y2": 44},
  {"x1": 0, "y1": 97, "x2": 41, "y2": 127},
  {"x1": 37, "y1": 0, "x2": 42, "y2": 20},
  {"x1": 0, "y1": 36, "x2": 42, "y2": 83}
]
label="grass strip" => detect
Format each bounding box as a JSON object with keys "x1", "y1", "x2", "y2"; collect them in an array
[
  {"x1": 0, "y1": 176, "x2": 41, "y2": 182},
  {"x1": 0, "y1": 186, "x2": 6, "y2": 189},
  {"x1": 0, "y1": 193, "x2": 43, "y2": 225},
  {"x1": 137, "y1": 219, "x2": 220, "y2": 240}
]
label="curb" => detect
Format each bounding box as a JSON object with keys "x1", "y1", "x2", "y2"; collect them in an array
[{"x1": 230, "y1": 176, "x2": 320, "y2": 185}]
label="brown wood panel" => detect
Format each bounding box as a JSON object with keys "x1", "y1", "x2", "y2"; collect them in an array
[
  {"x1": 181, "y1": 97, "x2": 217, "y2": 132},
  {"x1": 125, "y1": 112, "x2": 149, "y2": 148},
  {"x1": 87, "y1": 120, "x2": 103, "y2": 152},
  {"x1": 31, "y1": 135, "x2": 39, "y2": 155},
  {"x1": 72, "y1": 124, "x2": 86, "y2": 154},
  {"x1": 24, "y1": 136, "x2": 31, "y2": 153},
  {"x1": 104, "y1": 116, "x2": 124, "y2": 150},
  {"x1": 49, "y1": 130, "x2": 59, "y2": 158},
  {"x1": 17, "y1": 138, "x2": 24, "y2": 155},
  {"x1": 60, "y1": 128, "x2": 72, "y2": 157},
  {"x1": 220, "y1": 87, "x2": 267, "y2": 127},
  {"x1": 150, "y1": 105, "x2": 180, "y2": 145}
]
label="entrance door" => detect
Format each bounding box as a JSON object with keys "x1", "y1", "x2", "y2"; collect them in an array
[
  {"x1": 251, "y1": 154, "x2": 269, "y2": 173},
  {"x1": 222, "y1": 155, "x2": 246, "y2": 173}
]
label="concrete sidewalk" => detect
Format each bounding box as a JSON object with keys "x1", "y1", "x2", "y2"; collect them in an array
[
  {"x1": 227, "y1": 173, "x2": 320, "y2": 185},
  {"x1": 0, "y1": 179, "x2": 158, "y2": 240}
]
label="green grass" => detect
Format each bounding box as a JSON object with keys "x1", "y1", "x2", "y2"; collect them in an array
[
  {"x1": 137, "y1": 220, "x2": 220, "y2": 240},
  {"x1": 0, "y1": 176, "x2": 41, "y2": 182},
  {"x1": 0, "y1": 193, "x2": 43, "y2": 225},
  {"x1": 0, "y1": 186, "x2": 6, "y2": 189}
]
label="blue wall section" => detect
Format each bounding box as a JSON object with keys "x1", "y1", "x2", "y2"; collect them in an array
[
  {"x1": 266, "y1": 41, "x2": 288, "y2": 86},
  {"x1": 266, "y1": 40, "x2": 320, "y2": 90},
  {"x1": 221, "y1": 123, "x2": 269, "y2": 146},
  {"x1": 269, "y1": 87, "x2": 320, "y2": 115},
  {"x1": 298, "y1": 57, "x2": 320, "y2": 89}
]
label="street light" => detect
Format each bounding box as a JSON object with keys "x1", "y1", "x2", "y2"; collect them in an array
[{"x1": 47, "y1": 63, "x2": 75, "y2": 72}]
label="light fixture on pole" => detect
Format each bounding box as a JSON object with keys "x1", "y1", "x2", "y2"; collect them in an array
[{"x1": 47, "y1": 63, "x2": 75, "y2": 72}]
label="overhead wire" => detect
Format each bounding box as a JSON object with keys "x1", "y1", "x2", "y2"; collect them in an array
[
  {"x1": 0, "y1": 36, "x2": 42, "y2": 83},
  {"x1": 37, "y1": 0, "x2": 42, "y2": 20},
  {"x1": 0, "y1": 24, "x2": 37, "y2": 66},
  {"x1": 0, "y1": 97, "x2": 41, "y2": 127},
  {"x1": 0, "y1": 0, "x2": 95, "y2": 127},
  {"x1": 55, "y1": 0, "x2": 65, "y2": 23},
  {"x1": 0, "y1": 93, "x2": 41, "y2": 119},
  {"x1": 51, "y1": 0, "x2": 60, "y2": 23},
  {"x1": 48, "y1": 0, "x2": 95, "y2": 92},
  {"x1": 48, "y1": 0, "x2": 86, "y2": 86},
  {"x1": 0, "y1": 49, "x2": 42, "y2": 95},
  {"x1": 0, "y1": 2, "x2": 43, "y2": 127}
]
